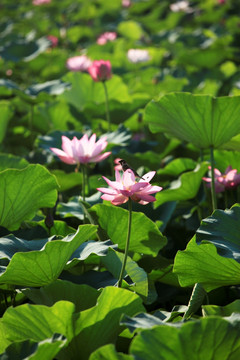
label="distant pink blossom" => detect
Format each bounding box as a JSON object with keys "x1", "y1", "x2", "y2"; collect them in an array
[
  {"x1": 88, "y1": 60, "x2": 112, "y2": 82},
  {"x1": 66, "y1": 55, "x2": 92, "y2": 72},
  {"x1": 170, "y1": 1, "x2": 192, "y2": 13},
  {"x1": 6, "y1": 69, "x2": 12, "y2": 76},
  {"x1": 97, "y1": 169, "x2": 162, "y2": 205},
  {"x1": 50, "y1": 134, "x2": 111, "y2": 165},
  {"x1": 132, "y1": 133, "x2": 146, "y2": 141},
  {"x1": 217, "y1": 0, "x2": 226, "y2": 3},
  {"x1": 127, "y1": 49, "x2": 151, "y2": 64},
  {"x1": 32, "y1": 0, "x2": 51, "y2": 5},
  {"x1": 203, "y1": 166, "x2": 240, "y2": 193},
  {"x1": 47, "y1": 35, "x2": 58, "y2": 48},
  {"x1": 122, "y1": 0, "x2": 131, "y2": 7},
  {"x1": 97, "y1": 32, "x2": 117, "y2": 45}
]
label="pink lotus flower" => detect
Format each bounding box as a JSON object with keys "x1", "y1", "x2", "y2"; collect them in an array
[
  {"x1": 127, "y1": 49, "x2": 151, "y2": 64},
  {"x1": 66, "y1": 55, "x2": 92, "y2": 72},
  {"x1": 203, "y1": 166, "x2": 240, "y2": 193},
  {"x1": 47, "y1": 35, "x2": 58, "y2": 48},
  {"x1": 122, "y1": 0, "x2": 131, "y2": 7},
  {"x1": 32, "y1": 0, "x2": 51, "y2": 5},
  {"x1": 50, "y1": 134, "x2": 111, "y2": 165},
  {"x1": 170, "y1": 1, "x2": 192, "y2": 13},
  {"x1": 6, "y1": 69, "x2": 12, "y2": 76},
  {"x1": 97, "y1": 32, "x2": 117, "y2": 45},
  {"x1": 88, "y1": 60, "x2": 112, "y2": 82},
  {"x1": 97, "y1": 169, "x2": 162, "y2": 205}
]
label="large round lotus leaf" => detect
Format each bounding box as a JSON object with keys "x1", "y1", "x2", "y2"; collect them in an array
[
  {"x1": 144, "y1": 92, "x2": 240, "y2": 149},
  {"x1": 0, "y1": 164, "x2": 58, "y2": 231},
  {"x1": 130, "y1": 317, "x2": 240, "y2": 360},
  {"x1": 0, "y1": 101, "x2": 14, "y2": 143}
]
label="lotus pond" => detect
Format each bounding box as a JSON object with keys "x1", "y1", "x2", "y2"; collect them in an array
[{"x1": 1, "y1": 0, "x2": 240, "y2": 359}]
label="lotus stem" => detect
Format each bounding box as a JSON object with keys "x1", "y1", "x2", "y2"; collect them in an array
[
  {"x1": 29, "y1": 104, "x2": 34, "y2": 142},
  {"x1": 102, "y1": 81, "x2": 111, "y2": 132},
  {"x1": 81, "y1": 165, "x2": 86, "y2": 203},
  {"x1": 118, "y1": 198, "x2": 132, "y2": 288},
  {"x1": 210, "y1": 146, "x2": 217, "y2": 211}
]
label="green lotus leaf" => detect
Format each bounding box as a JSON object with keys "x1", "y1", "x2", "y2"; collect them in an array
[
  {"x1": 154, "y1": 162, "x2": 208, "y2": 208},
  {"x1": 196, "y1": 204, "x2": 240, "y2": 260},
  {"x1": 102, "y1": 248, "x2": 148, "y2": 300},
  {"x1": 65, "y1": 239, "x2": 117, "y2": 269},
  {"x1": 158, "y1": 158, "x2": 196, "y2": 177},
  {"x1": 0, "y1": 37, "x2": 50, "y2": 62},
  {"x1": 61, "y1": 73, "x2": 131, "y2": 111},
  {"x1": 0, "y1": 334, "x2": 67, "y2": 360},
  {"x1": 0, "y1": 153, "x2": 29, "y2": 172},
  {"x1": 90, "y1": 344, "x2": 133, "y2": 360},
  {"x1": 0, "y1": 101, "x2": 14, "y2": 143},
  {"x1": 59, "y1": 286, "x2": 145, "y2": 360},
  {"x1": 0, "y1": 225, "x2": 97, "y2": 287},
  {"x1": 90, "y1": 204, "x2": 167, "y2": 256},
  {"x1": 173, "y1": 235, "x2": 240, "y2": 292},
  {"x1": 0, "y1": 164, "x2": 58, "y2": 231},
  {"x1": 203, "y1": 299, "x2": 240, "y2": 317},
  {"x1": 23, "y1": 280, "x2": 99, "y2": 312},
  {"x1": 177, "y1": 48, "x2": 230, "y2": 69},
  {"x1": 130, "y1": 317, "x2": 240, "y2": 360},
  {"x1": 117, "y1": 21, "x2": 144, "y2": 40},
  {"x1": 144, "y1": 92, "x2": 240, "y2": 149},
  {"x1": 0, "y1": 301, "x2": 76, "y2": 353}
]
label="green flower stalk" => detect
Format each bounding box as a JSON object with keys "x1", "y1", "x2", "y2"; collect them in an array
[
  {"x1": 118, "y1": 198, "x2": 132, "y2": 288},
  {"x1": 210, "y1": 146, "x2": 217, "y2": 211},
  {"x1": 102, "y1": 81, "x2": 111, "y2": 132},
  {"x1": 97, "y1": 167, "x2": 162, "y2": 288},
  {"x1": 81, "y1": 164, "x2": 86, "y2": 202}
]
